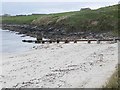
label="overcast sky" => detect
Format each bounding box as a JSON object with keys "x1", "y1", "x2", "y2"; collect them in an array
[
  {"x1": 1, "y1": 0, "x2": 119, "y2": 15},
  {"x1": 1, "y1": 0, "x2": 120, "y2": 2}
]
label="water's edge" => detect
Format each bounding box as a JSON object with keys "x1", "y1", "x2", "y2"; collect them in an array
[{"x1": 1, "y1": 29, "x2": 39, "y2": 54}]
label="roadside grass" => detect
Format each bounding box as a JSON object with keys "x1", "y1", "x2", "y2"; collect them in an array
[{"x1": 103, "y1": 64, "x2": 120, "y2": 89}]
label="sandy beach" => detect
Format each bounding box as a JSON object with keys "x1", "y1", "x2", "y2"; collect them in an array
[{"x1": 1, "y1": 42, "x2": 118, "y2": 88}]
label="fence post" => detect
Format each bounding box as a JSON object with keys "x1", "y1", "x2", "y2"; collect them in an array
[
  {"x1": 74, "y1": 40, "x2": 77, "y2": 43},
  {"x1": 42, "y1": 41, "x2": 45, "y2": 44},
  {"x1": 97, "y1": 39, "x2": 100, "y2": 44},
  {"x1": 88, "y1": 40, "x2": 91, "y2": 44},
  {"x1": 57, "y1": 40, "x2": 60, "y2": 43},
  {"x1": 65, "y1": 40, "x2": 69, "y2": 43},
  {"x1": 49, "y1": 40, "x2": 52, "y2": 43},
  {"x1": 113, "y1": 38, "x2": 117, "y2": 43}
]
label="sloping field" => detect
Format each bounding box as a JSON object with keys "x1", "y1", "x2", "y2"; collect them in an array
[{"x1": 2, "y1": 4, "x2": 119, "y2": 35}]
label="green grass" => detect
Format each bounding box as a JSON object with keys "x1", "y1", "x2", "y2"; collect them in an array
[
  {"x1": 2, "y1": 14, "x2": 46, "y2": 24},
  {"x1": 103, "y1": 64, "x2": 120, "y2": 88},
  {"x1": 31, "y1": 4, "x2": 119, "y2": 34},
  {"x1": 2, "y1": 4, "x2": 119, "y2": 36}
]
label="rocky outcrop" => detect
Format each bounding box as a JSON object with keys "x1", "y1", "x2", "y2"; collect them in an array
[{"x1": 2, "y1": 24, "x2": 115, "y2": 40}]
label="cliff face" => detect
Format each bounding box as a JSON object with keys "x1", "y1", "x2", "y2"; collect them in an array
[{"x1": 2, "y1": 4, "x2": 119, "y2": 39}]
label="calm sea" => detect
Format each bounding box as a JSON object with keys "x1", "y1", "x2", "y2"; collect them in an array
[{"x1": 0, "y1": 29, "x2": 38, "y2": 54}]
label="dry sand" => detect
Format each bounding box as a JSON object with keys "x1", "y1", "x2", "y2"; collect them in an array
[{"x1": 0, "y1": 42, "x2": 118, "y2": 88}]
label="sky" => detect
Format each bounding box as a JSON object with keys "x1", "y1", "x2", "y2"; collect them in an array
[
  {"x1": 1, "y1": 0, "x2": 119, "y2": 15},
  {"x1": 1, "y1": 0, "x2": 120, "y2": 2}
]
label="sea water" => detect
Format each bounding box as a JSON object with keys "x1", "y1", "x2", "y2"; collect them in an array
[{"x1": 0, "y1": 29, "x2": 38, "y2": 54}]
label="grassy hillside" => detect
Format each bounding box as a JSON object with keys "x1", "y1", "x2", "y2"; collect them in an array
[
  {"x1": 2, "y1": 14, "x2": 46, "y2": 24},
  {"x1": 2, "y1": 4, "x2": 119, "y2": 35}
]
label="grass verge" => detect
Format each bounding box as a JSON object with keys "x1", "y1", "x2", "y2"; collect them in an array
[{"x1": 103, "y1": 64, "x2": 120, "y2": 89}]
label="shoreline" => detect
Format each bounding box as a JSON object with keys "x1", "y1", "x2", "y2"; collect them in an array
[
  {"x1": 1, "y1": 42, "x2": 118, "y2": 88},
  {"x1": 2, "y1": 24, "x2": 117, "y2": 40},
  {"x1": 0, "y1": 28, "x2": 39, "y2": 54}
]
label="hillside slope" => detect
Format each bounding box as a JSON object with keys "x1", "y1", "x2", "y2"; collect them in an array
[{"x1": 2, "y1": 4, "x2": 119, "y2": 38}]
